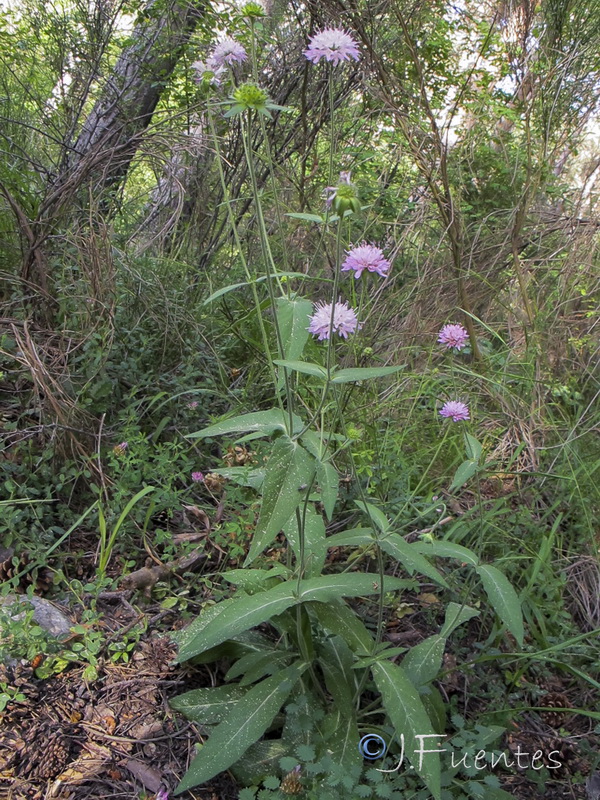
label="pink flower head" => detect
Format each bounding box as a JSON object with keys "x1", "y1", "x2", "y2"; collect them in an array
[
  {"x1": 304, "y1": 28, "x2": 360, "y2": 65},
  {"x1": 187, "y1": 400, "x2": 199, "y2": 409},
  {"x1": 191, "y1": 471, "x2": 204, "y2": 483},
  {"x1": 208, "y1": 36, "x2": 247, "y2": 70},
  {"x1": 438, "y1": 323, "x2": 469, "y2": 351},
  {"x1": 439, "y1": 401, "x2": 470, "y2": 422},
  {"x1": 156, "y1": 789, "x2": 169, "y2": 800},
  {"x1": 192, "y1": 59, "x2": 226, "y2": 86},
  {"x1": 308, "y1": 300, "x2": 359, "y2": 341},
  {"x1": 341, "y1": 243, "x2": 391, "y2": 278},
  {"x1": 113, "y1": 441, "x2": 128, "y2": 455}
]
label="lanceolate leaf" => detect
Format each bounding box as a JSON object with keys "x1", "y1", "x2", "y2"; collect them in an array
[
  {"x1": 317, "y1": 460, "x2": 338, "y2": 520},
  {"x1": 309, "y1": 600, "x2": 374, "y2": 654},
  {"x1": 245, "y1": 438, "x2": 315, "y2": 565},
  {"x1": 275, "y1": 297, "x2": 314, "y2": 364},
  {"x1": 169, "y1": 685, "x2": 246, "y2": 725},
  {"x1": 187, "y1": 409, "x2": 302, "y2": 440},
  {"x1": 284, "y1": 507, "x2": 326, "y2": 577},
  {"x1": 372, "y1": 661, "x2": 442, "y2": 800},
  {"x1": 326, "y1": 528, "x2": 447, "y2": 587},
  {"x1": 476, "y1": 564, "x2": 524, "y2": 646},
  {"x1": 273, "y1": 359, "x2": 328, "y2": 379},
  {"x1": 174, "y1": 663, "x2": 306, "y2": 794},
  {"x1": 440, "y1": 602, "x2": 479, "y2": 637},
  {"x1": 400, "y1": 634, "x2": 446, "y2": 687},
  {"x1": 330, "y1": 365, "x2": 405, "y2": 383},
  {"x1": 177, "y1": 575, "x2": 406, "y2": 661},
  {"x1": 412, "y1": 539, "x2": 479, "y2": 567}
]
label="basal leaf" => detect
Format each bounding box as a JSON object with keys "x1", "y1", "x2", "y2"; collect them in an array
[
  {"x1": 174, "y1": 663, "x2": 306, "y2": 793},
  {"x1": 412, "y1": 539, "x2": 479, "y2": 566},
  {"x1": 187, "y1": 408, "x2": 297, "y2": 440},
  {"x1": 317, "y1": 460, "x2": 338, "y2": 520},
  {"x1": 372, "y1": 661, "x2": 441, "y2": 799},
  {"x1": 400, "y1": 634, "x2": 446, "y2": 687},
  {"x1": 170, "y1": 684, "x2": 246, "y2": 725},
  {"x1": 308, "y1": 600, "x2": 374, "y2": 654},
  {"x1": 283, "y1": 506, "x2": 326, "y2": 577},
  {"x1": 245, "y1": 438, "x2": 315, "y2": 565},
  {"x1": 177, "y1": 575, "x2": 406, "y2": 660},
  {"x1": 476, "y1": 564, "x2": 524, "y2": 646}
]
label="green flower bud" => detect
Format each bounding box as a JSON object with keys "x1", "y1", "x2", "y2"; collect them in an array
[
  {"x1": 332, "y1": 183, "x2": 361, "y2": 216},
  {"x1": 232, "y1": 82, "x2": 269, "y2": 110},
  {"x1": 241, "y1": 1, "x2": 267, "y2": 18}
]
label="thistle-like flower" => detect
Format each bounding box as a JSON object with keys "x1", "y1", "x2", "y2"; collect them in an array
[
  {"x1": 438, "y1": 323, "x2": 469, "y2": 351},
  {"x1": 207, "y1": 36, "x2": 248, "y2": 70},
  {"x1": 341, "y1": 243, "x2": 391, "y2": 278},
  {"x1": 192, "y1": 59, "x2": 226, "y2": 86},
  {"x1": 439, "y1": 401, "x2": 470, "y2": 422},
  {"x1": 308, "y1": 300, "x2": 359, "y2": 341},
  {"x1": 191, "y1": 471, "x2": 204, "y2": 483},
  {"x1": 304, "y1": 28, "x2": 360, "y2": 65}
]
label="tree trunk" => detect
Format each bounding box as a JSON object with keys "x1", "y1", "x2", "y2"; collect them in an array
[{"x1": 43, "y1": 0, "x2": 206, "y2": 220}]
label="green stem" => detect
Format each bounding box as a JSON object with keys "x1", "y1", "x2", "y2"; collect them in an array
[{"x1": 207, "y1": 106, "x2": 283, "y2": 411}]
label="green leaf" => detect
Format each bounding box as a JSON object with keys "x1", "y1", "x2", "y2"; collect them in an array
[
  {"x1": 283, "y1": 506, "x2": 326, "y2": 577},
  {"x1": 187, "y1": 408, "x2": 299, "y2": 440},
  {"x1": 177, "y1": 575, "x2": 406, "y2": 660},
  {"x1": 174, "y1": 663, "x2": 306, "y2": 793},
  {"x1": 476, "y1": 565, "x2": 524, "y2": 646},
  {"x1": 211, "y1": 466, "x2": 264, "y2": 490},
  {"x1": 372, "y1": 661, "x2": 441, "y2": 799},
  {"x1": 449, "y1": 459, "x2": 478, "y2": 491},
  {"x1": 309, "y1": 600, "x2": 374, "y2": 654},
  {"x1": 318, "y1": 636, "x2": 356, "y2": 708},
  {"x1": 317, "y1": 460, "x2": 338, "y2": 520},
  {"x1": 464, "y1": 433, "x2": 483, "y2": 462},
  {"x1": 440, "y1": 602, "x2": 479, "y2": 638},
  {"x1": 326, "y1": 528, "x2": 448, "y2": 587},
  {"x1": 354, "y1": 501, "x2": 390, "y2": 533},
  {"x1": 170, "y1": 685, "x2": 246, "y2": 724},
  {"x1": 400, "y1": 634, "x2": 446, "y2": 687},
  {"x1": 412, "y1": 539, "x2": 479, "y2": 566},
  {"x1": 320, "y1": 707, "x2": 361, "y2": 771},
  {"x1": 276, "y1": 297, "x2": 314, "y2": 366},
  {"x1": 204, "y1": 273, "x2": 309, "y2": 304},
  {"x1": 232, "y1": 740, "x2": 287, "y2": 785},
  {"x1": 285, "y1": 212, "x2": 324, "y2": 223},
  {"x1": 273, "y1": 359, "x2": 328, "y2": 379},
  {"x1": 245, "y1": 438, "x2": 315, "y2": 564},
  {"x1": 331, "y1": 365, "x2": 405, "y2": 384}
]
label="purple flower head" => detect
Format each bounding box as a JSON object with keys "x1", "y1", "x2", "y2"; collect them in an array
[
  {"x1": 308, "y1": 300, "x2": 359, "y2": 341},
  {"x1": 439, "y1": 401, "x2": 470, "y2": 422},
  {"x1": 191, "y1": 471, "x2": 204, "y2": 483},
  {"x1": 156, "y1": 789, "x2": 169, "y2": 800},
  {"x1": 192, "y1": 59, "x2": 226, "y2": 86},
  {"x1": 438, "y1": 323, "x2": 469, "y2": 351},
  {"x1": 113, "y1": 441, "x2": 128, "y2": 455},
  {"x1": 187, "y1": 400, "x2": 199, "y2": 409},
  {"x1": 341, "y1": 243, "x2": 391, "y2": 278},
  {"x1": 304, "y1": 28, "x2": 360, "y2": 65},
  {"x1": 207, "y1": 36, "x2": 248, "y2": 70}
]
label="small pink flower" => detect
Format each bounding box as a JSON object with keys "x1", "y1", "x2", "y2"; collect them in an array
[
  {"x1": 439, "y1": 401, "x2": 470, "y2": 422},
  {"x1": 156, "y1": 789, "x2": 169, "y2": 800},
  {"x1": 308, "y1": 300, "x2": 359, "y2": 341},
  {"x1": 191, "y1": 472, "x2": 204, "y2": 482},
  {"x1": 187, "y1": 400, "x2": 199, "y2": 409},
  {"x1": 304, "y1": 28, "x2": 360, "y2": 65},
  {"x1": 341, "y1": 243, "x2": 391, "y2": 278},
  {"x1": 208, "y1": 36, "x2": 247, "y2": 69},
  {"x1": 192, "y1": 59, "x2": 226, "y2": 85},
  {"x1": 113, "y1": 441, "x2": 128, "y2": 455},
  {"x1": 438, "y1": 323, "x2": 469, "y2": 351}
]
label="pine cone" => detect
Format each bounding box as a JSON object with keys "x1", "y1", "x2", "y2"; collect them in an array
[
  {"x1": 19, "y1": 723, "x2": 71, "y2": 781},
  {"x1": 540, "y1": 691, "x2": 573, "y2": 728},
  {"x1": 0, "y1": 551, "x2": 52, "y2": 595}
]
